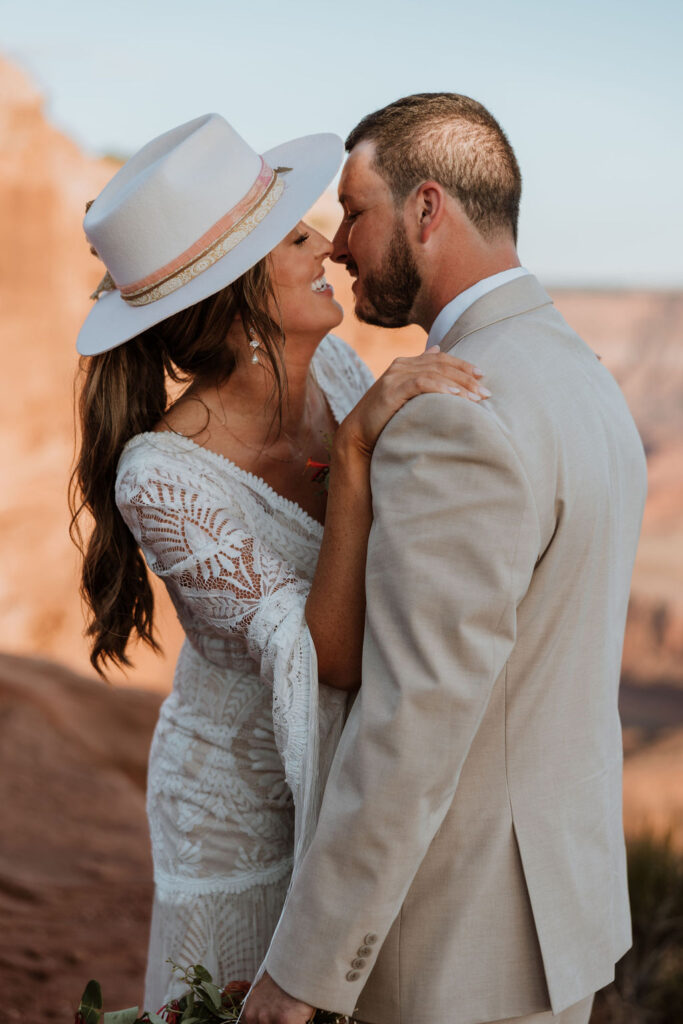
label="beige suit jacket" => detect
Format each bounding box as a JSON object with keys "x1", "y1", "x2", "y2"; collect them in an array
[{"x1": 264, "y1": 275, "x2": 647, "y2": 1024}]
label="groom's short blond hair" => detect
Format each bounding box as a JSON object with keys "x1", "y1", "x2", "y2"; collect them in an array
[{"x1": 346, "y1": 93, "x2": 522, "y2": 243}]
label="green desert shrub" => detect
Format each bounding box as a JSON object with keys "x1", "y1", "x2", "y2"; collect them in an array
[{"x1": 592, "y1": 833, "x2": 683, "y2": 1023}]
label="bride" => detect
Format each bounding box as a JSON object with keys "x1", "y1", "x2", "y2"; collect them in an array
[{"x1": 70, "y1": 113, "x2": 489, "y2": 1010}]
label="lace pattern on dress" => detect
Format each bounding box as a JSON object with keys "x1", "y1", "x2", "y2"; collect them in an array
[{"x1": 114, "y1": 334, "x2": 374, "y2": 1006}]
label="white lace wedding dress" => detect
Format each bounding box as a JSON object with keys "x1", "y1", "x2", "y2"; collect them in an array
[{"x1": 115, "y1": 334, "x2": 374, "y2": 1010}]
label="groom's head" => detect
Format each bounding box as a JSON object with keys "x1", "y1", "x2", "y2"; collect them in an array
[{"x1": 333, "y1": 93, "x2": 522, "y2": 330}]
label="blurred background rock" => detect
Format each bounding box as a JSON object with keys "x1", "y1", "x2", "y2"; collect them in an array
[{"x1": 1, "y1": 54, "x2": 681, "y2": 1023}]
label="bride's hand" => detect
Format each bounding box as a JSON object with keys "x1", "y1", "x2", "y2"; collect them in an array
[{"x1": 335, "y1": 346, "x2": 490, "y2": 459}]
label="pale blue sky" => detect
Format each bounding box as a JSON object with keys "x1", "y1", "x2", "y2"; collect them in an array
[{"x1": 2, "y1": 0, "x2": 682, "y2": 285}]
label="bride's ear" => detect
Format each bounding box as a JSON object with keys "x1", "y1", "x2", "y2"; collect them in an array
[{"x1": 415, "y1": 182, "x2": 446, "y2": 244}]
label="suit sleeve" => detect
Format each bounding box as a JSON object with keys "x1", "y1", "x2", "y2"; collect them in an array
[{"x1": 264, "y1": 393, "x2": 541, "y2": 1014}]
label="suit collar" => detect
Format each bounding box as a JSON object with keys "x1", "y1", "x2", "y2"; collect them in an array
[{"x1": 439, "y1": 273, "x2": 553, "y2": 352}]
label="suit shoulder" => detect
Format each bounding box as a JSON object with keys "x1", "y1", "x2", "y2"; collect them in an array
[{"x1": 376, "y1": 391, "x2": 521, "y2": 466}]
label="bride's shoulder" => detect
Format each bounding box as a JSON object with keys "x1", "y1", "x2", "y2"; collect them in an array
[
  {"x1": 115, "y1": 428, "x2": 213, "y2": 494},
  {"x1": 314, "y1": 333, "x2": 375, "y2": 392}
]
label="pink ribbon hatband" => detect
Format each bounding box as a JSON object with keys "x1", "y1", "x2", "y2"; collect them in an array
[{"x1": 118, "y1": 158, "x2": 284, "y2": 307}]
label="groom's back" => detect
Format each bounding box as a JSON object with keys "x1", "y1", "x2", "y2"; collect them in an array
[
  {"x1": 458, "y1": 293, "x2": 646, "y2": 793},
  {"x1": 448, "y1": 288, "x2": 645, "y2": 1001},
  {"x1": 459, "y1": 291, "x2": 647, "y2": 723}
]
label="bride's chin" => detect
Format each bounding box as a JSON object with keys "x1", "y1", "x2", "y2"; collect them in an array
[
  {"x1": 284, "y1": 303, "x2": 345, "y2": 343},
  {"x1": 329, "y1": 298, "x2": 345, "y2": 325}
]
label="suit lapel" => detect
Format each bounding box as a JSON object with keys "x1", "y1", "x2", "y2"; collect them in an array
[{"x1": 440, "y1": 274, "x2": 554, "y2": 353}]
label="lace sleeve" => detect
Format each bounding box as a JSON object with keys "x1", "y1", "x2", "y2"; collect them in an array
[
  {"x1": 116, "y1": 463, "x2": 307, "y2": 673},
  {"x1": 115, "y1": 457, "x2": 347, "y2": 811}
]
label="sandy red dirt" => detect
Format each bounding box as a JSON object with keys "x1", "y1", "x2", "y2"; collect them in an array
[{"x1": 1, "y1": 650, "x2": 681, "y2": 1021}]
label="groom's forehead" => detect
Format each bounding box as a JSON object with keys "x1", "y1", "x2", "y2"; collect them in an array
[{"x1": 338, "y1": 142, "x2": 389, "y2": 203}]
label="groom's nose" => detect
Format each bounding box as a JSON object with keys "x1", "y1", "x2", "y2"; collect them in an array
[{"x1": 331, "y1": 221, "x2": 350, "y2": 265}]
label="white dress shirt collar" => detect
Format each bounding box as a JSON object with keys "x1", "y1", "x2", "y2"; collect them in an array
[{"x1": 426, "y1": 267, "x2": 530, "y2": 350}]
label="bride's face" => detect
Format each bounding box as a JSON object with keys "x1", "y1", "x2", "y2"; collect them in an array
[{"x1": 267, "y1": 222, "x2": 343, "y2": 338}]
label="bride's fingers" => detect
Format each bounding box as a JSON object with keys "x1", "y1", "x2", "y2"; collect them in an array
[
  {"x1": 426, "y1": 345, "x2": 484, "y2": 377},
  {"x1": 445, "y1": 369, "x2": 491, "y2": 399},
  {"x1": 399, "y1": 370, "x2": 491, "y2": 403},
  {"x1": 394, "y1": 350, "x2": 488, "y2": 398},
  {"x1": 393, "y1": 361, "x2": 490, "y2": 401},
  {"x1": 425, "y1": 352, "x2": 486, "y2": 392}
]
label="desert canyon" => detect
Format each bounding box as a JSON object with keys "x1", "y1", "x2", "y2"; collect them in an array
[{"x1": 1, "y1": 57, "x2": 682, "y2": 1020}]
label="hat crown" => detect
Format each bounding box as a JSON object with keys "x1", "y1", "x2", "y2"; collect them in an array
[{"x1": 84, "y1": 113, "x2": 263, "y2": 288}]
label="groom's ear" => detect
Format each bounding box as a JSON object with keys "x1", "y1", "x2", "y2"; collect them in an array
[{"x1": 414, "y1": 181, "x2": 446, "y2": 244}]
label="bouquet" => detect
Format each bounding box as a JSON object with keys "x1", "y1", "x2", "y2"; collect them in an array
[{"x1": 75, "y1": 962, "x2": 355, "y2": 1024}]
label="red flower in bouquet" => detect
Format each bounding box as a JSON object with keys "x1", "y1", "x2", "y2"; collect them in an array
[
  {"x1": 75, "y1": 961, "x2": 357, "y2": 1022},
  {"x1": 306, "y1": 458, "x2": 330, "y2": 490},
  {"x1": 158, "y1": 997, "x2": 182, "y2": 1022},
  {"x1": 223, "y1": 980, "x2": 252, "y2": 996}
]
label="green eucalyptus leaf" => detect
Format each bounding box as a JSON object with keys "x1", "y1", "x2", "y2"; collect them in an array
[
  {"x1": 199, "y1": 982, "x2": 222, "y2": 1010},
  {"x1": 181, "y1": 999, "x2": 196, "y2": 1022},
  {"x1": 102, "y1": 1010, "x2": 140, "y2": 1024},
  {"x1": 78, "y1": 980, "x2": 103, "y2": 1024},
  {"x1": 192, "y1": 964, "x2": 212, "y2": 982}
]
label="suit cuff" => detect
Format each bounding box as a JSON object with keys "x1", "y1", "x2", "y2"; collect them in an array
[{"x1": 264, "y1": 936, "x2": 375, "y2": 1018}]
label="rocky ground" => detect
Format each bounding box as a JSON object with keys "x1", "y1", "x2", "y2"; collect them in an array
[
  {"x1": 0, "y1": 651, "x2": 681, "y2": 1021},
  {"x1": 0, "y1": 653, "x2": 160, "y2": 1021}
]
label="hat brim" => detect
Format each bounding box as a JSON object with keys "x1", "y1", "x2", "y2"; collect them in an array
[{"x1": 76, "y1": 132, "x2": 344, "y2": 356}]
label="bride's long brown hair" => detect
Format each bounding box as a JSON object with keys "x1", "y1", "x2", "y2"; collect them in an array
[{"x1": 70, "y1": 258, "x2": 285, "y2": 676}]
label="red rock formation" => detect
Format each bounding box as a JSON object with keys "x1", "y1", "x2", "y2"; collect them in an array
[
  {"x1": 0, "y1": 57, "x2": 183, "y2": 690},
  {"x1": 0, "y1": 53, "x2": 681, "y2": 695},
  {"x1": 551, "y1": 290, "x2": 683, "y2": 687}
]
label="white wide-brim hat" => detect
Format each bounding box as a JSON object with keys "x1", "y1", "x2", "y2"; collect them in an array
[{"x1": 77, "y1": 113, "x2": 343, "y2": 355}]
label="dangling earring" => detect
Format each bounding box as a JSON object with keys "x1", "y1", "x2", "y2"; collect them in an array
[{"x1": 249, "y1": 326, "x2": 261, "y2": 364}]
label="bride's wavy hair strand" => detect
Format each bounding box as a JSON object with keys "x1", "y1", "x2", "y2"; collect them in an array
[{"x1": 69, "y1": 256, "x2": 286, "y2": 676}]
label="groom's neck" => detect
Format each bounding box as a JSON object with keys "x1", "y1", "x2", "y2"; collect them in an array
[{"x1": 413, "y1": 233, "x2": 520, "y2": 334}]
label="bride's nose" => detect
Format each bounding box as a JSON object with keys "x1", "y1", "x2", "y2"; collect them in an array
[{"x1": 313, "y1": 230, "x2": 333, "y2": 259}]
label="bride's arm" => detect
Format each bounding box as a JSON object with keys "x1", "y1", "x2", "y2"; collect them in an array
[{"x1": 306, "y1": 348, "x2": 488, "y2": 691}]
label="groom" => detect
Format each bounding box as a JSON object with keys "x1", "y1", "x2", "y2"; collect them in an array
[{"x1": 243, "y1": 94, "x2": 647, "y2": 1024}]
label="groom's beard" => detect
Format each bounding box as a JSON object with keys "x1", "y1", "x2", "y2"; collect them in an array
[{"x1": 353, "y1": 220, "x2": 422, "y2": 328}]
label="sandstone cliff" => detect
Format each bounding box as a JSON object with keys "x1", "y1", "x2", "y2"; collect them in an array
[{"x1": 2, "y1": 56, "x2": 681, "y2": 691}]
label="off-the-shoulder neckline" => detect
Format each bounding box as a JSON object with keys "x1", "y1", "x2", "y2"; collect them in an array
[
  {"x1": 120, "y1": 336, "x2": 362, "y2": 537},
  {"x1": 125, "y1": 431, "x2": 325, "y2": 537}
]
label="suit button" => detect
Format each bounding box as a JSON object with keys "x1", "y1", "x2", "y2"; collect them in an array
[
  {"x1": 357, "y1": 945, "x2": 372, "y2": 957},
  {"x1": 364, "y1": 933, "x2": 378, "y2": 945},
  {"x1": 346, "y1": 971, "x2": 360, "y2": 982},
  {"x1": 351, "y1": 958, "x2": 366, "y2": 969}
]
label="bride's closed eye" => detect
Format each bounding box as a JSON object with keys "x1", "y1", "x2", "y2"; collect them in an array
[{"x1": 293, "y1": 232, "x2": 310, "y2": 246}]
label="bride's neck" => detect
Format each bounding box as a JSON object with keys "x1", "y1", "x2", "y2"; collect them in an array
[{"x1": 219, "y1": 328, "x2": 325, "y2": 441}]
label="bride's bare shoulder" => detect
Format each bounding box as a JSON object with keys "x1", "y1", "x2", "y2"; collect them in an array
[{"x1": 153, "y1": 386, "x2": 212, "y2": 440}]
